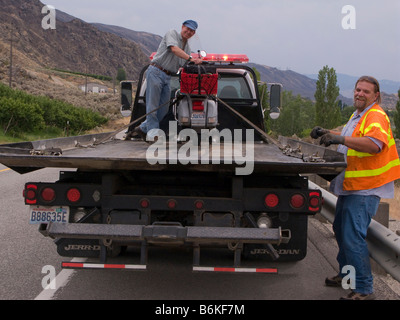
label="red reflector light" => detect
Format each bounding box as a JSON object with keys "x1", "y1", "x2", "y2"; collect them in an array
[
  {"x1": 67, "y1": 188, "x2": 81, "y2": 203},
  {"x1": 192, "y1": 100, "x2": 204, "y2": 111},
  {"x1": 167, "y1": 199, "x2": 177, "y2": 209},
  {"x1": 265, "y1": 193, "x2": 279, "y2": 208},
  {"x1": 140, "y1": 198, "x2": 149, "y2": 208},
  {"x1": 41, "y1": 188, "x2": 55, "y2": 202},
  {"x1": 194, "y1": 200, "x2": 204, "y2": 210},
  {"x1": 290, "y1": 194, "x2": 305, "y2": 209}
]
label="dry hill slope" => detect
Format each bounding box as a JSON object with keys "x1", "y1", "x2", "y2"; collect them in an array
[{"x1": 0, "y1": 0, "x2": 150, "y2": 80}]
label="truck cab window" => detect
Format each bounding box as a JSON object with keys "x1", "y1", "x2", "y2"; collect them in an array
[{"x1": 218, "y1": 76, "x2": 252, "y2": 99}]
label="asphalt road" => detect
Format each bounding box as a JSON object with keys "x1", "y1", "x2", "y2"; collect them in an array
[{"x1": 1, "y1": 164, "x2": 399, "y2": 302}]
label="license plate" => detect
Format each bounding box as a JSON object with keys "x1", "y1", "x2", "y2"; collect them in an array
[
  {"x1": 29, "y1": 206, "x2": 70, "y2": 224},
  {"x1": 192, "y1": 112, "x2": 205, "y2": 119}
]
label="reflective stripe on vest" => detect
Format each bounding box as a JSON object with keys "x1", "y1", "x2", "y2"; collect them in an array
[{"x1": 345, "y1": 158, "x2": 400, "y2": 178}]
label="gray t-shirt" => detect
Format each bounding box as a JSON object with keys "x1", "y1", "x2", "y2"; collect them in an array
[{"x1": 152, "y1": 29, "x2": 191, "y2": 73}]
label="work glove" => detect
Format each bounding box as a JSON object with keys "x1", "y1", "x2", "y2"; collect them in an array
[
  {"x1": 319, "y1": 133, "x2": 345, "y2": 147},
  {"x1": 310, "y1": 126, "x2": 330, "y2": 139}
]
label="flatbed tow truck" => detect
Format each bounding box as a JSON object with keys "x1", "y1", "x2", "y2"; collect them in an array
[{"x1": 0, "y1": 53, "x2": 346, "y2": 272}]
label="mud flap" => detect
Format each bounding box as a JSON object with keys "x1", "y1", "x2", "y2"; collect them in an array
[
  {"x1": 55, "y1": 238, "x2": 101, "y2": 258},
  {"x1": 243, "y1": 214, "x2": 308, "y2": 262}
]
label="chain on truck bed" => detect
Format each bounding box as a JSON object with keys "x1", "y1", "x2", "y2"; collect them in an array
[{"x1": 214, "y1": 96, "x2": 325, "y2": 163}]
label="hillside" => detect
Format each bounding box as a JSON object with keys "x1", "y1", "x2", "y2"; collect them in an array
[
  {"x1": 248, "y1": 63, "x2": 318, "y2": 100},
  {"x1": 0, "y1": 37, "x2": 121, "y2": 120},
  {"x1": 92, "y1": 23, "x2": 162, "y2": 56},
  {"x1": 0, "y1": 0, "x2": 150, "y2": 79},
  {"x1": 0, "y1": 0, "x2": 155, "y2": 121}
]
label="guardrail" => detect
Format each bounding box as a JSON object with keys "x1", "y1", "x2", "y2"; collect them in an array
[{"x1": 309, "y1": 180, "x2": 400, "y2": 282}]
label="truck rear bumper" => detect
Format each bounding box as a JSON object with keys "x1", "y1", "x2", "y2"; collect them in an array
[{"x1": 42, "y1": 223, "x2": 291, "y2": 245}]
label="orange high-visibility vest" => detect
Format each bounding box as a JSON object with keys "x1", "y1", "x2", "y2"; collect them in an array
[{"x1": 343, "y1": 104, "x2": 400, "y2": 191}]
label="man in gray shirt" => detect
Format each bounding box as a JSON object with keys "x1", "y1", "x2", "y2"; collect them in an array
[{"x1": 135, "y1": 20, "x2": 203, "y2": 141}]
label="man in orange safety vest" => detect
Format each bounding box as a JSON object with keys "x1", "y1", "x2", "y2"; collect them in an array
[{"x1": 311, "y1": 75, "x2": 400, "y2": 300}]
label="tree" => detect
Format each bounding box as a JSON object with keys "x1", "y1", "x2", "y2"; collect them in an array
[
  {"x1": 116, "y1": 67, "x2": 127, "y2": 82},
  {"x1": 271, "y1": 91, "x2": 315, "y2": 137},
  {"x1": 394, "y1": 89, "x2": 400, "y2": 139},
  {"x1": 314, "y1": 65, "x2": 341, "y2": 129},
  {"x1": 341, "y1": 105, "x2": 355, "y2": 124}
]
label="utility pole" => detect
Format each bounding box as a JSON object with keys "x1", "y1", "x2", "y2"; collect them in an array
[
  {"x1": 85, "y1": 61, "x2": 88, "y2": 96},
  {"x1": 85, "y1": 72, "x2": 88, "y2": 96},
  {"x1": 9, "y1": 31, "x2": 14, "y2": 87}
]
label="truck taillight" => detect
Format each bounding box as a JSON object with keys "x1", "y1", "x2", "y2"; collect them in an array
[
  {"x1": 140, "y1": 198, "x2": 150, "y2": 208},
  {"x1": 309, "y1": 197, "x2": 319, "y2": 207},
  {"x1": 41, "y1": 187, "x2": 56, "y2": 202},
  {"x1": 290, "y1": 194, "x2": 305, "y2": 209},
  {"x1": 308, "y1": 192, "x2": 321, "y2": 212},
  {"x1": 24, "y1": 184, "x2": 37, "y2": 204},
  {"x1": 192, "y1": 100, "x2": 204, "y2": 111},
  {"x1": 194, "y1": 200, "x2": 204, "y2": 210},
  {"x1": 67, "y1": 188, "x2": 81, "y2": 203},
  {"x1": 167, "y1": 199, "x2": 177, "y2": 209},
  {"x1": 265, "y1": 193, "x2": 279, "y2": 208}
]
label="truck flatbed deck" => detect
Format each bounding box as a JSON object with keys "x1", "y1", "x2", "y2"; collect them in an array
[{"x1": 0, "y1": 132, "x2": 346, "y2": 176}]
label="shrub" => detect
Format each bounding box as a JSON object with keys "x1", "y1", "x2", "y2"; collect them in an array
[
  {"x1": 0, "y1": 96, "x2": 45, "y2": 133},
  {"x1": 0, "y1": 83, "x2": 107, "y2": 135}
]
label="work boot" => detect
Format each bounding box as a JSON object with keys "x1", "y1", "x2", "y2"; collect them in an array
[
  {"x1": 340, "y1": 291, "x2": 376, "y2": 300},
  {"x1": 325, "y1": 275, "x2": 343, "y2": 287},
  {"x1": 124, "y1": 130, "x2": 135, "y2": 140},
  {"x1": 133, "y1": 126, "x2": 147, "y2": 141}
]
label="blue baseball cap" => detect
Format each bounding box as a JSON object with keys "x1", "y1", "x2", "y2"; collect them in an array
[{"x1": 183, "y1": 20, "x2": 198, "y2": 31}]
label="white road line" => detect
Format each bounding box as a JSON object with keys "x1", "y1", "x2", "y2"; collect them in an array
[{"x1": 34, "y1": 258, "x2": 87, "y2": 300}]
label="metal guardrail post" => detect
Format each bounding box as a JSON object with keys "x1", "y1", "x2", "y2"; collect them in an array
[{"x1": 309, "y1": 180, "x2": 400, "y2": 282}]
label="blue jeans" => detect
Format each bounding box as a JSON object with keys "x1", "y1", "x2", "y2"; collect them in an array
[
  {"x1": 333, "y1": 195, "x2": 380, "y2": 294},
  {"x1": 140, "y1": 65, "x2": 171, "y2": 135}
]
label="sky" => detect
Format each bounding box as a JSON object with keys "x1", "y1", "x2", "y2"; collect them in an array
[{"x1": 44, "y1": 0, "x2": 400, "y2": 82}]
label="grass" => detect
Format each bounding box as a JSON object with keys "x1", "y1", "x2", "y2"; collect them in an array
[{"x1": 0, "y1": 126, "x2": 65, "y2": 144}]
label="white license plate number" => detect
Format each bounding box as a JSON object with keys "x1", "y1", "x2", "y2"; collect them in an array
[{"x1": 29, "y1": 206, "x2": 70, "y2": 224}]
